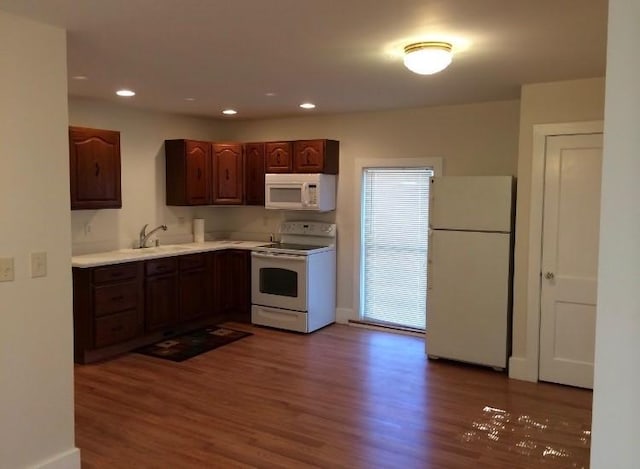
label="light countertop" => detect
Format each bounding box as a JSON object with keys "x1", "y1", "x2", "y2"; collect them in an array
[{"x1": 72, "y1": 240, "x2": 270, "y2": 268}]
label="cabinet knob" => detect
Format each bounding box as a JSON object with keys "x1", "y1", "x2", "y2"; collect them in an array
[{"x1": 544, "y1": 272, "x2": 555, "y2": 280}]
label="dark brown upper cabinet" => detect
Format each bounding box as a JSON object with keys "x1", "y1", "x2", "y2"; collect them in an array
[
  {"x1": 165, "y1": 139, "x2": 212, "y2": 206},
  {"x1": 293, "y1": 139, "x2": 339, "y2": 174},
  {"x1": 265, "y1": 142, "x2": 292, "y2": 173},
  {"x1": 212, "y1": 143, "x2": 244, "y2": 205},
  {"x1": 244, "y1": 142, "x2": 265, "y2": 205},
  {"x1": 69, "y1": 126, "x2": 122, "y2": 210}
]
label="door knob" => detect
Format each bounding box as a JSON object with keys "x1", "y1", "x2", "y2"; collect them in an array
[{"x1": 544, "y1": 272, "x2": 555, "y2": 280}]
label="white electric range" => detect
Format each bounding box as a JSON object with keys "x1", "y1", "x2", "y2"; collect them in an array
[{"x1": 251, "y1": 221, "x2": 336, "y2": 333}]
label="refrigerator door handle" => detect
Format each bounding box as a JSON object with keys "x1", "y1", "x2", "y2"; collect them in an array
[{"x1": 427, "y1": 230, "x2": 433, "y2": 291}]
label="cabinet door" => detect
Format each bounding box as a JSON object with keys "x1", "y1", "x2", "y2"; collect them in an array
[
  {"x1": 244, "y1": 143, "x2": 265, "y2": 205},
  {"x1": 69, "y1": 127, "x2": 121, "y2": 209},
  {"x1": 212, "y1": 143, "x2": 243, "y2": 204},
  {"x1": 265, "y1": 142, "x2": 292, "y2": 173},
  {"x1": 179, "y1": 255, "x2": 209, "y2": 321},
  {"x1": 179, "y1": 268, "x2": 209, "y2": 321},
  {"x1": 293, "y1": 139, "x2": 339, "y2": 174},
  {"x1": 185, "y1": 140, "x2": 211, "y2": 205},
  {"x1": 217, "y1": 250, "x2": 251, "y2": 322},
  {"x1": 145, "y1": 273, "x2": 179, "y2": 331}
]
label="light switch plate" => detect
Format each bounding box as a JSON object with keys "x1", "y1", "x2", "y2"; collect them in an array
[
  {"x1": 0, "y1": 257, "x2": 15, "y2": 282},
  {"x1": 31, "y1": 252, "x2": 47, "y2": 278}
]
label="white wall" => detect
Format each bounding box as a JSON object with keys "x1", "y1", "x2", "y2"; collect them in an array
[
  {"x1": 591, "y1": 1, "x2": 640, "y2": 466},
  {"x1": 0, "y1": 11, "x2": 79, "y2": 469},
  {"x1": 509, "y1": 77, "x2": 605, "y2": 380},
  {"x1": 68, "y1": 98, "x2": 231, "y2": 254},
  {"x1": 226, "y1": 100, "x2": 521, "y2": 320}
]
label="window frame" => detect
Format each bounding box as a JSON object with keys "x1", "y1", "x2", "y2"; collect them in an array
[{"x1": 353, "y1": 157, "x2": 443, "y2": 324}]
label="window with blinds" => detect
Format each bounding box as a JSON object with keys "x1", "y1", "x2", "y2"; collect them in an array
[{"x1": 360, "y1": 167, "x2": 433, "y2": 330}]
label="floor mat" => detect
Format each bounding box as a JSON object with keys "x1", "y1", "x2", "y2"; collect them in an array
[{"x1": 135, "y1": 326, "x2": 252, "y2": 362}]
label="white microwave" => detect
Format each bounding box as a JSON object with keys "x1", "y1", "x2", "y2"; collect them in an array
[{"x1": 265, "y1": 173, "x2": 336, "y2": 211}]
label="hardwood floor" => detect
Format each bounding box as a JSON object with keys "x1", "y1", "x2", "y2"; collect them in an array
[{"x1": 75, "y1": 323, "x2": 592, "y2": 468}]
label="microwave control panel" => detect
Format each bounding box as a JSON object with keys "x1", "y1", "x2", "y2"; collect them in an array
[{"x1": 308, "y1": 184, "x2": 317, "y2": 205}]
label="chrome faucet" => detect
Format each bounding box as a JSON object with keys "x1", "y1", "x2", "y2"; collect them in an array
[{"x1": 138, "y1": 224, "x2": 167, "y2": 248}]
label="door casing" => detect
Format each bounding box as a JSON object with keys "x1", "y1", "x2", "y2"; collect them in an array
[{"x1": 509, "y1": 120, "x2": 604, "y2": 383}]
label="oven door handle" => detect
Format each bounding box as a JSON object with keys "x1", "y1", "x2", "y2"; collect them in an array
[{"x1": 251, "y1": 252, "x2": 306, "y2": 261}]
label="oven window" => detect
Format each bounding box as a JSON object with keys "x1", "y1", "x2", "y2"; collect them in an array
[{"x1": 260, "y1": 268, "x2": 298, "y2": 297}]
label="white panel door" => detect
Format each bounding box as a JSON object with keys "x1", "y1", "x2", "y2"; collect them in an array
[
  {"x1": 426, "y1": 230, "x2": 511, "y2": 368},
  {"x1": 430, "y1": 176, "x2": 514, "y2": 232},
  {"x1": 539, "y1": 133, "x2": 603, "y2": 389}
]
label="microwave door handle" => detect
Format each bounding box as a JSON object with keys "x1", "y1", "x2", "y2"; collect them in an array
[{"x1": 301, "y1": 182, "x2": 309, "y2": 207}]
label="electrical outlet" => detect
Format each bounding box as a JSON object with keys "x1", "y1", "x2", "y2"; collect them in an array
[
  {"x1": 0, "y1": 257, "x2": 15, "y2": 282},
  {"x1": 31, "y1": 252, "x2": 47, "y2": 278}
]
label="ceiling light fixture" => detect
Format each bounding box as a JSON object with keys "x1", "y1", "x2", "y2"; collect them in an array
[
  {"x1": 116, "y1": 89, "x2": 135, "y2": 97},
  {"x1": 299, "y1": 103, "x2": 316, "y2": 110},
  {"x1": 403, "y1": 42, "x2": 453, "y2": 75},
  {"x1": 222, "y1": 109, "x2": 237, "y2": 115},
  {"x1": 72, "y1": 75, "x2": 88, "y2": 80}
]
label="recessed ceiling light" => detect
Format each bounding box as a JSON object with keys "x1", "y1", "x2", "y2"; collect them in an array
[
  {"x1": 72, "y1": 75, "x2": 88, "y2": 80},
  {"x1": 184, "y1": 97, "x2": 196, "y2": 102},
  {"x1": 299, "y1": 103, "x2": 316, "y2": 110},
  {"x1": 265, "y1": 92, "x2": 277, "y2": 97},
  {"x1": 116, "y1": 89, "x2": 135, "y2": 97},
  {"x1": 222, "y1": 109, "x2": 237, "y2": 115}
]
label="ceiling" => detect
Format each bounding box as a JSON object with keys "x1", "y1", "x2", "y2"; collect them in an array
[{"x1": 0, "y1": 0, "x2": 608, "y2": 120}]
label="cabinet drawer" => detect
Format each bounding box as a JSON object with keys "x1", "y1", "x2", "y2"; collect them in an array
[
  {"x1": 94, "y1": 309, "x2": 140, "y2": 348},
  {"x1": 93, "y1": 263, "x2": 138, "y2": 284},
  {"x1": 179, "y1": 253, "x2": 206, "y2": 271},
  {"x1": 251, "y1": 305, "x2": 308, "y2": 332},
  {"x1": 94, "y1": 282, "x2": 139, "y2": 317},
  {"x1": 145, "y1": 257, "x2": 177, "y2": 276}
]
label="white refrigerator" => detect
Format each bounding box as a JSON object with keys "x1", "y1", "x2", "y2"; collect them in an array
[{"x1": 426, "y1": 176, "x2": 515, "y2": 370}]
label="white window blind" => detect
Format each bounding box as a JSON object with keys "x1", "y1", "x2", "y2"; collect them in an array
[{"x1": 361, "y1": 168, "x2": 433, "y2": 330}]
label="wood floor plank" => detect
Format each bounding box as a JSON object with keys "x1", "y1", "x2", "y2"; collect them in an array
[{"x1": 75, "y1": 323, "x2": 592, "y2": 468}]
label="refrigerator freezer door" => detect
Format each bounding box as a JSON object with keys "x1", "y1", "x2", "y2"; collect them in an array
[
  {"x1": 430, "y1": 176, "x2": 514, "y2": 232},
  {"x1": 426, "y1": 230, "x2": 511, "y2": 368}
]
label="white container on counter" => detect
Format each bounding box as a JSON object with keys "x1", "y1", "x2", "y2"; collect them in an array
[{"x1": 193, "y1": 218, "x2": 205, "y2": 243}]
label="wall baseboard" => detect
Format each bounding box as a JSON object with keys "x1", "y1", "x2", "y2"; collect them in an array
[
  {"x1": 33, "y1": 448, "x2": 81, "y2": 469},
  {"x1": 508, "y1": 356, "x2": 538, "y2": 382},
  {"x1": 335, "y1": 308, "x2": 353, "y2": 324}
]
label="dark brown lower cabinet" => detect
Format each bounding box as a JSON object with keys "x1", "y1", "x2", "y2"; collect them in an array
[
  {"x1": 216, "y1": 249, "x2": 251, "y2": 323},
  {"x1": 144, "y1": 258, "x2": 179, "y2": 331},
  {"x1": 73, "y1": 248, "x2": 252, "y2": 363},
  {"x1": 72, "y1": 262, "x2": 144, "y2": 364},
  {"x1": 179, "y1": 254, "x2": 209, "y2": 321}
]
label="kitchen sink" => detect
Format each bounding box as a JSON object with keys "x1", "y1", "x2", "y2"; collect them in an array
[{"x1": 118, "y1": 245, "x2": 192, "y2": 255}]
